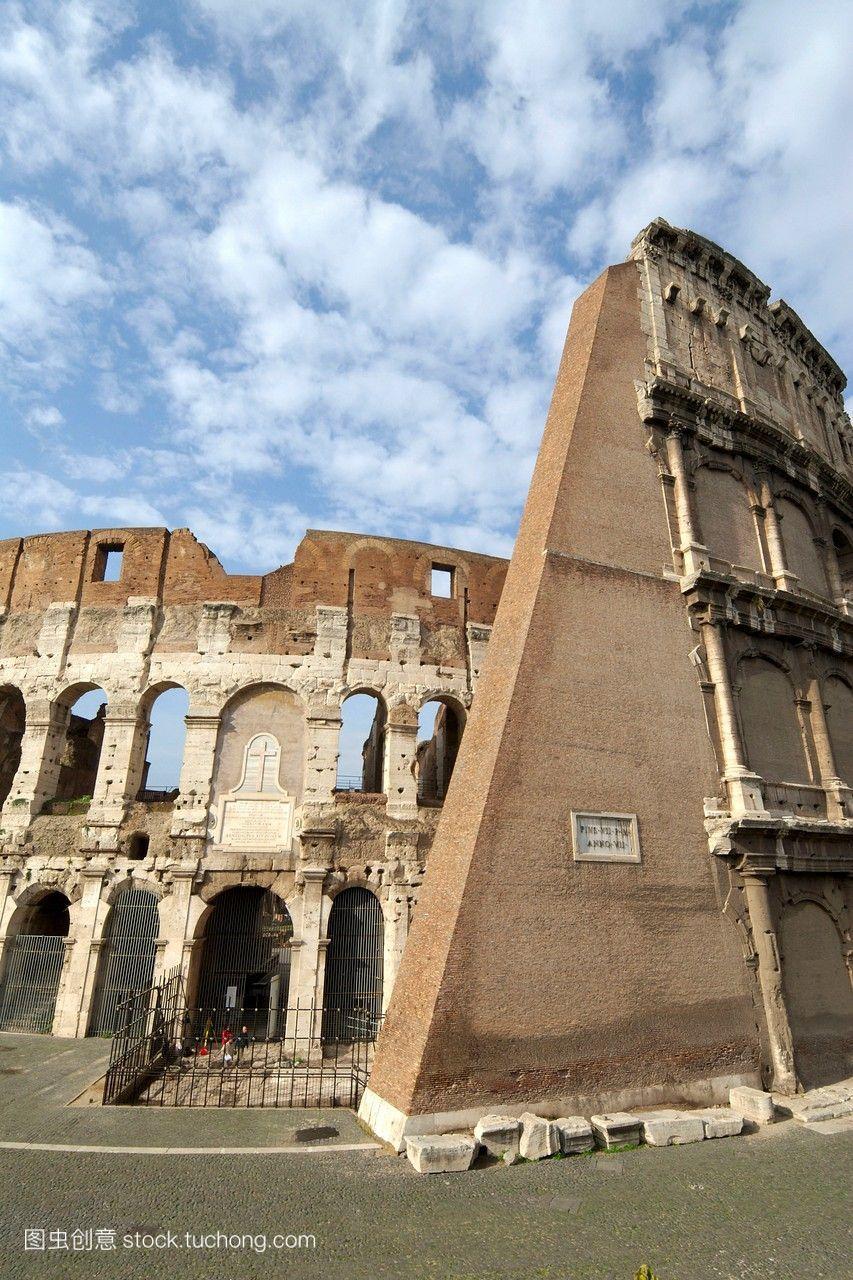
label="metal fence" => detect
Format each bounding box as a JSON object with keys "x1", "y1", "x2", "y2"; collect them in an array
[
  {"x1": 88, "y1": 887, "x2": 160, "y2": 1037},
  {"x1": 0, "y1": 935, "x2": 66, "y2": 1033},
  {"x1": 103, "y1": 981, "x2": 382, "y2": 1108}
]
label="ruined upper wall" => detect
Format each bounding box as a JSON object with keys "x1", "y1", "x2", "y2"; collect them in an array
[
  {"x1": 0, "y1": 524, "x2": 507, "y2": 666},
  {"x1": 630, "y1": 219, "x2": 852, "y2": 476}
]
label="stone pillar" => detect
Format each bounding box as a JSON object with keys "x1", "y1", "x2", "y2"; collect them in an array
[
  {"x1": 384, "y1": 709, "x2": 418, "y2": 820},
  {"x1": 170, "y1": 712, "x2": 220, "y2": 848},
  {"x1": 159, "y1": 867, "x2": 198, "y2": 974},
  {"x1": 287, "y1": 866, "x2": 327, "y2": 1044},
  {"x1": 84, "y1": 702, "x2": 148, "y2": 851},
  {"x1": 0, "y1": 699, "x2": 67, "y2": 842},
  {"x1": 50, "y1": 938, "x2": 77, "y2": 1035},
  {"x1": 758, "y1": 479, "x2": 800, "y2": 592},
  {"x1": 382, "y1": 888, "x2": 409, "y2": 1012},
  {"x1": 665, "y1": 427, "x2": 709, "y2": 576},
  {"x1": 53, "y1": 866, "x2": 107, "y2": 1037},
  {"x1": 303, "y1": 708, "x2": 342, "y2": 805},
  {"x1": 806, "y1": 675, "x2": 851, "y2": 821},
  {"x1": 702, "y1": 623, "x2": 768, "y2": 816},
  {"x1": 0, "y1": 869, "x2": 16, "y2": 930},
  {"x1": 741, "y1": 868, "x2": 798, "y2": 1094}
]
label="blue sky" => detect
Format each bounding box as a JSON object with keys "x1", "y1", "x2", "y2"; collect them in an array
[{"x1": 1, "y1": 0, "x2": 851, "y2": 574}]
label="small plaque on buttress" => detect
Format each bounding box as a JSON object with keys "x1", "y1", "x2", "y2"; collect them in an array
[{"x1": 571, "y1": 812, "x2": 641, "y2": 864}]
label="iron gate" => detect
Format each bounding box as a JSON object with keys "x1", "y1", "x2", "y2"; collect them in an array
[
  {"x1": 321, "y1": 887, "x2": 384, "y2": 1043},
  {"x1": 88, "y1": 888, "x2": 160, "y2": 1036},
  {"x1": 0, "y1": 892, "x2": 70, "y2": 1033},
  {"x1": 195, "y1": 888, "x2": 293, "y2": 1038}
]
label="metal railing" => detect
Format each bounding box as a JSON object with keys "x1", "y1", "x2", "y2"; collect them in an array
[{"x1": 103, "y1": 982, "x2": 382, "y2": 1108}]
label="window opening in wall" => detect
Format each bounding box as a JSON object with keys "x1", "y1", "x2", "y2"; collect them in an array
[
  {"x1": 52, "y1": 688, "x2": 107, "y2": 808},
  {"x1": 416, "y1": 699, "x2": 462, "y2": 805},
  {"x1": 94, "y1": 543, "x2": 125, "y2": 582},
  {"x1": 139, "y1": 686, "x2": 188, "y2": 800},
  {"x1": 833, "y1": 529, "x2": 853, "y2": 598},
  {"x1": 127, "y1": 833, "x2": 150, "y2": 861},
  {"x1": 336, "y1": 694, "x2": 386, "y2": 793},
  {"x1": 430, "y1": 564, "x2": 454, "y2": 598},
  {"x1": 0, "y1": 686, "x2": 25, "y2": 808}
]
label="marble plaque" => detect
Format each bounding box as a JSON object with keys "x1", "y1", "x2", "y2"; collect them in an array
[
  {"x1": 218, "y1": 795, "x2": 294, "y2": 851},
  {"x1": 571, "y1": 812, "x2": 640, "y2": 864}
]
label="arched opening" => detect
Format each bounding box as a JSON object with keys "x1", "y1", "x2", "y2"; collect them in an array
[
  {"x1": 780, "y1": 901, "x2": 853, "y2": 1088},
  {"x1": 0, "y1": 891, "x2": 70, "y2": 1033},
  {"x1": 336, "y1": 693, "x2": 386, "y2": 793},
  {"x1": 322, "y1": 887, "x2": 384, "y2": 1043},
  {"x1": 0, "y1": 686, "x2": 25, "y2": 808},
  {"x1": 416, "y1": 698, "x2": 463, "y2": 805},
  {"x1": 127, "y1": 832, "x2": 150, "y2": 861},
  {"x1": 777, "y1": 497, "x2": 829, "y2": 596},
  {"x1": 694, "y1": 468, "x2": 764, "y2": 573},
  {"x1": 88, "y1": 887, "x2": 159, "y2": 1036},
  {"x1": 139, "y1": 685, "x2": 188, "y2": 800},
  {"x1": 824, "y1": 676, "x2": 853, "y2": 786},
  {"x1": 194, "y1": 888, "x2": 293, "y2": 1037},
  {"x1": 737, "y1": 658, "x2": 810, "y2": 784},
  {"x1": 833, "y1": 528, "x2": 853, "y2": 597},
  {"x1": 55, "y1": 686, "x2": 107, "y2": 804}
]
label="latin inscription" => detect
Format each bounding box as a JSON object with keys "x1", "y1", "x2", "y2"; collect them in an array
[
  {"x1": 571, "y1": 812, "x2": 641, "y2": 864},
  {"x1": 219, "y1": 797, "x2": 293, "y2": 851}
]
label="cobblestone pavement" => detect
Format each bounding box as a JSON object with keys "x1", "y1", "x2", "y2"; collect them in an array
[{"x1": 0, "y1": 1034, "x2": 850, "y2": 1280}]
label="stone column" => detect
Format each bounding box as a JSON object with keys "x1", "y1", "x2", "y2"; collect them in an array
[
  {"x1": 741, "y1": 868, "x2": 798, "y2": 1094},
  {"x1": 53, "y1": 865, "x2": 107, "y2": 1037},
  {"x1": 159, "y1": 866, "x2": 198, "y2": 975},
  {"x1": 665, "y1": 427, "x2": 709, "y2": 576},
  {"x1": 382, "y1": 888, "x2": 409, "y2": 1012},
  {"x1": 0, "y1": 869, "x2": 16, "y2": 931},
  {"x1": 807, "y1": 675, "x2": 851, "y2": 821},
  {"x1": 50, "y1": 938, "x2": 77, "y2": 1036},
  {"x1": 84, "y1": 702, "x2": 148, "y2": 851},
  {"x1": 287, "y1": 865, "x2": 328, "y2": 1044},
  {"x1": 758, "y1": 478, "x2": 800, "y2": 592},
  {"x1": 0, "y1": 699, "x2": 67, "y2": 842},
  {"x1": 303, "y1": 708, "x2": 342, "y2": 806},
  {"x1": 702, "y1": 623, "x2": 768, "y2": 816},
  {"x1": 170, "y1": 712, "x2": 220, "y2": 849},
  {"x1": 384, "y1": 711, "x2": 418, "y2": 820}
]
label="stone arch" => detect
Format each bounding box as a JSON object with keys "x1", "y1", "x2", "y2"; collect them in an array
[
  {"x1": 337, "y1": 690, "x2": 387, "y2": 793},
  {"x1": 0, "y1": 684, "x2": 25, "y2": 809},
  {"x1": 416, "y1": 693, "x2": 467, "y2": 805},
  {"x1": 822, "y1": 674, "x2": 853, "y2": 786},
  {"x1": 832, "y1": 526, "x2": 853, "y2": 597},
  {"x1": 52, "y1": 682, "x2": 109, "y2": 806},
  {"x1": 694, "y1": 464, "x2": 765, "y2": 572},
  {"x1": 779, "y1": 900, "x2": 853, "y2": 1088},
  {"x1": 88, "y1": 885, "x2": 160, "y2": 1036},
  {"x1": 776, "y1": 495, "x2": 829, "y2": 596},
  {"x1": 138, "y1": 681, "x2": 189, "y2": 797},
  {"x1": 321, "y1": 885, "x2": 384, "y2": 1043},
  {"x1": 0, "y1": 888, "x2": 70, "y2": 1033},
  {"x1": 736, "y1": 655, "x2": 811, "y2": 783},
  {"x1": 190, "y1": 885, "x2": 294, "y2": 1036}
]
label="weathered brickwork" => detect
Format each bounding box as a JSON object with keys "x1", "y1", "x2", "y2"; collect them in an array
[{"x1": 0, "y1": 527, "x2": 506, "y2": 1036}]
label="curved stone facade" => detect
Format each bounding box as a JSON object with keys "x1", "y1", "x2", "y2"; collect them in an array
[{"x1": 0, "y1": 528, "x2": 506, "y2": 1035}]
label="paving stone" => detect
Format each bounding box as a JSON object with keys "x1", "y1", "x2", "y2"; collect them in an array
[
  {"x1": 694, "y1": 1108, "x2": 744, "y2": 1138},
  {"x1": 473, "y1": 1114, "x2": 520, "y2": 1160},
  {"x1": 729, "y1": 1086, "x2": 774, "y2": 1125},
  {"x1": 590, "y1": 1112, "x2": 641, "y2": 1150},
  {"x1": 553, "y1": 1116, "x2": 595, "y2": 1155},
  {"x1": 405, "y1": 1134, "x2": 478, "y2": 1175},
  {"x1": 641, "y1": 1110, "x2": 705, "y2": 1146},
  {"x1": 518, "y1": 1112, "x2": 558, "y2": 1160}
]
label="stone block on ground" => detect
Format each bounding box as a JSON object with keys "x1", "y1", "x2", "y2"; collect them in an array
[
  {"x1": 640, "y1": 1110, "x2": 705, "y2": 1146},
  {"x1": 729, "y1": 1086, "x2": 774, "y2": 1125},
  {"x1": 694, "y1": 1108, "x2": 744, "y2": 1138},
  {"x1": 590, "y1": 1112, "x2": 642, "y2": 1150},
  {"x1": 519, "y1": 1112, "x2": 558, "y2": 1160},
  {"x1": 473, "y1": 1114, "x2": 521, "y2": 1160},
  {"x1": 553, "y1": 1116, "x2": 595, "y2": 1155},
  {"x1": 405, "y1": 1134, "x2": 478, "y2": 1175}
]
